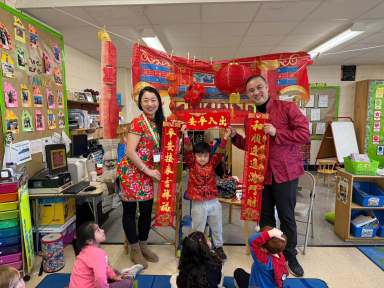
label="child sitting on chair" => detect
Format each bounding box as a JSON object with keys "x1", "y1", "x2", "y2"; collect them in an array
[
  {"x1": 234, "y1": 226, "x2": 289, "y2": 288},
  {"x1": 181, "y1": 125, "x2": 231, "y2": 261},
  {"x1": 70, "y1": 222, "x2": 143, "y2": 288}
]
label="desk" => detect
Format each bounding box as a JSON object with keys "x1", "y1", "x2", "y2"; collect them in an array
[
  {"x1": 29, "y1": 181, "x2": 106, "y2": 251},
  {"x1": 218, "y1": 197, "x2": 251, "y2": 255}
]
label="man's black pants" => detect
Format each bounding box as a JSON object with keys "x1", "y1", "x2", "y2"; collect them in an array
[{"x1": 260, "y1": 177, "x2": 298, "y2": 260}]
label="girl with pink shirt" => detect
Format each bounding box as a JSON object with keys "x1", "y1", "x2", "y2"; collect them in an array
[{"x1": 69, "y1": 222, "x2": 143, "y2": 288}]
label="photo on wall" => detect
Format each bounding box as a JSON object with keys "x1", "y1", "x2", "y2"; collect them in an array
[
  {"x1": 5, "y1": 110, "x2": 19, "y2": 134},
  {"x1": 1, "y1": 51, "x2": 15, "y2": 78},
  {"x1": 22, "y1": 110, "x2": 34, "y2": 132},
  {"x1": 13, "y1": 16, "x2": 25, "y2": 43},
  {"x1": 46, "y1": 88, "x2": 55, "y2": 109},
  {"x1": 29, "y1": 24, "x2": 38, "y2": 48},
  {"x1": 0, "y1": 22, "x2": 12, "y2": 50},
  {"x1": 3, "y1": 81, "x2": 18, "y2": 108},
  {"x1": 47, "y1": 110, "x2": 56, "y2": 130},
  {"x1": 21, "y1": 84, "x2": 32, "y2": 107},
  {"x1": 16, "y1": 46, "x2": 27, "y2": 70},
  {"x1": 34, "y1": 110, "x2": 45, "y2": 131},
  {"x1": 33, "y1": 86, "x2": 43, "y2": 107}
]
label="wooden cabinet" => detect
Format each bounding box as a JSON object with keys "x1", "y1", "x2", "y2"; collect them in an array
[{"x1": 335, "y1": 168, "x2": 384, "y2": 242}]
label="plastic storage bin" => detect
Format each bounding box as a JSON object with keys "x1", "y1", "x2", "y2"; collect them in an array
[
  {"x1": 352, "y1": 182, "x2": 384, "y2": 207},
  {"x1": 0, "y1": 227, "x2": 20, "y2": 238},
  {"x1": 35, "y1": 216, "x2": 76, "y2": 251},
  {"x1": 344, "y1": 157, "x2": 379, "y2": 175},
  {"x1": 0, "y1": 252, "x2": 22, "y2": 265},
  {"x1": 38, "y1": 198, "x2": 76, "y2": 225},
  {"x1": 0, "y1": 218, "x2": 19, "y2": 230},
  {"x1": 0, "y1": 193, "x2": 18, "y2": 203},
  {"x1": 350, "y1": 211, "x2": 379, "y2": 238},
  {"x1": 0, "y1": 210, "x2": 18, "y2": 220},
  {"x1": 0, "y1": 202, "x2": 18, "y2": 212},
  {"x1": 373, "y1": 211, "x2": 384, "y2": 237}
]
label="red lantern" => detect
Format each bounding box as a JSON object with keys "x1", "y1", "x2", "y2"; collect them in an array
[
  {"x1": 215, "y1": 63, "x2": 252, "y2": 95},
  {"x1": 168, "y1": 85, "x2": 178, "y2": 97},
  {"x1": 185, "y1": 83, "x2": 205, "y2": 108}
]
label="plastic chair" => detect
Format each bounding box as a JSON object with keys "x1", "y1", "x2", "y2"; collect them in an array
[
  {"x1": 316, "y1": 159, "x2": 337, "y2": 186},
  {"x1": 295, "y1": 171, "x2": 316, "y2": 255}
]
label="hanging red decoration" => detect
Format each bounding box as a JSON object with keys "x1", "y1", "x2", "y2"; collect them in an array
[
  {"x1": 168, "y1": 85, "x2": 178, "y2": 97},
  {"x1": 169, "y1": 99, "x2": 176, "y2": 113},
  {"x1": 184, "y1": 83, "x2": 205, "y2": 108},
  {"x1": 215, "y1": 62, "x2": 252, "y2": 95},
  {"x1": 167, "y1": 73, "x2": 177, "y2": 81}
]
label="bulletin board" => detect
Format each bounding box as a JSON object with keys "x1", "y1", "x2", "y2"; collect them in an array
[
  {"x1": 0, "y1": 3, "x2": 68, "y2": 175},
  {"x1": 300, "y1": 84, "x2": 340, "y2": 140}
]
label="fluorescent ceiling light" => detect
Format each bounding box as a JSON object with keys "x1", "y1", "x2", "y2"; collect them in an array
[
  {"x1": 142, "y1": 36, "x2": 166, "y2": 53},
  {"x1": 309, "y1": 28, "x2": 364, "y2": 58}
]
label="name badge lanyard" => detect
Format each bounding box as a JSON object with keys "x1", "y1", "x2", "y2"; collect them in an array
[{"x1": 142, "y1": 113, "x2": 160, "y2": 151}]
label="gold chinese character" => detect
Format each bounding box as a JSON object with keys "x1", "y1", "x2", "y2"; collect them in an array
[
  {"x1": 164, "y1": 153, "x2": 174, "y2": 163},
  {"x1": 199, "y1": 116, "x2": 207, "y2": 126},
  {"x1": 250, "y1": 146, "x2": 258, "y2": 156},
  {"x1": 251, "y1": 121, "x2": 262, "y2": 131},
  {"x1": 162, "y1": 189, "x2": 172, "y2": 200},
  {"x1": 248, "y1": 172, "x2": 259, "y2": 183},
  {"x1": 165, "y1": 165, "x2": 174, "y2": 176},
  {"x1": 219, "y1": 115, "x2": 227, "y2": 126},
  {"x1": 208, "y1": 117, "x2": 218, "y2": 125},
  {"x1": 246, "y1": 198, "x2": 257, "y2": 207},
  {"x1": 164, "y1": 178, "x2": 171, "y2": 189},
  {"x1": 250, "y1": 158, "x2": 258, "y2": 169},
  {"x1": 160, "y1": 202, "x2": 171, "y2": 212},
  {"x1": 188, "y1": 116, "x2": 197, "y2": 126},
  {"x1": 251, "y1": 135, "x2": 261, "y2": 144},
  {"x1": 166, "y1": 141, "x2": 175, "y2": 151},
  {"x1": 167, "y1": 128, "x2": 176, "y2": 138}
]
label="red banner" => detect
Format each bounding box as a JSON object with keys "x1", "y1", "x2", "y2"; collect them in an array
[
  {"x1": 132, "y1": 44, "x2": 312, "y2": 124},
  {"x1": 154, "y1": 123, "x2": 181, "y2": 227},
  {"x1": 241, "y1": 114, "x2": 270, "y2": 221},
  {"x1": 184, "y1": 111, "x2": 230, "y2": 130}
]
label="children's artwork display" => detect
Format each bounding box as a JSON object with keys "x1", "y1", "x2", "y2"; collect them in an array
[
  {"x1": 16, "y1": 46, "x2": 27, "y2": 69},
  {"x1": 3, "y1": 81, "x2": 18, "y2": 107},
  {"x1": 0, "y1": 3, "x2": 69, "y2": 173},
  {"x1": 0, "y1": 22, "x2": 12, "y2": 49},
  {"x1": 22, "y1": 110, "x2": 33, "y2": 132},
  {"x1": 47, "y1": 110, "x2": 55, "y2": 130},
  {"x1": 5, "y1": 110, "x2": 19, "y2": 133},
  {"x1": 1, "y1": 51, "x2": 15, "y2": 78},
  {"x1": 34, "y1": 110, "x2": 44, "y2": 131},
  {"x1": 21, "y1": 84, "x2": 31, "y2": 107},
  {"x1": 13, "y1": 16, "x2": 25, "y2": 43}
]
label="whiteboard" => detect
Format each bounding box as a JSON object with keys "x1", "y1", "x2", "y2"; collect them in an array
[{"x1": 331, "y1": 121, "x2": 359, "y2": 163}]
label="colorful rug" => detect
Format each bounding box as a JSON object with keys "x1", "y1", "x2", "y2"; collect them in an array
[
  {"x1": 358, "y1": 246, "x2": 384, "y2": 271},
  {"x1": 36, "y1": 273, "x2": 328, "y2": 288}
]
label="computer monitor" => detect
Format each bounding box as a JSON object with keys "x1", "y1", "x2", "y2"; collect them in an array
[
  {"x1": 45, "y1": 144, "x2": 68, "y2": 175},
  {"x1": 72, "y1": 134, "x2": 88, "y2": 157}
]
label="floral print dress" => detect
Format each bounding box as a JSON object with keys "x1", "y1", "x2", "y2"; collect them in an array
[{"x1": 117, "y1": 114, "x2": 159, "y2": 202}]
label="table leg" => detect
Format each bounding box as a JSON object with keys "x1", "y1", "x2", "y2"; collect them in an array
[
  {"x1": 243, "y1": 221, "x2": 250, "y2": 255},
  {"x1": 228, "y1": 204, "x2": 233, "y2": 224},
  {"x1": 92, "y1": 197, "x2": 98, "y2": 225}
]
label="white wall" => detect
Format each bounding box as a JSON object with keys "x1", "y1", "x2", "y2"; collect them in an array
[
  {"x1": 64, "y1": 44, "x2": 137, "y2": 123},
  {"x1": 308, "y1": 65, "x2": 384, "y2": 164}
]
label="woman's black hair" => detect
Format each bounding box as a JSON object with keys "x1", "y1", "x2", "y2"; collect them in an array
[
  {"x1": 137, "y1": 86, "x2": 165, "y2": 142},
  {"x1": 176, "y1": 231, "x2": 222, "y2": 288},
  {"x1": 73, "y1": 221, "x2": 96, "y2": 256},
  {"x1": 245, "y1": 74, "x2": 267, "y2": 86},
  {"x1": 192, "y1": 141, "x2": 211, "y2": 154}
]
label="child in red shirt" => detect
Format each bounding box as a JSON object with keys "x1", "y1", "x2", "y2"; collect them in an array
[{"x1": 182, "y1": 126, "x2": 231, "y2": 261}]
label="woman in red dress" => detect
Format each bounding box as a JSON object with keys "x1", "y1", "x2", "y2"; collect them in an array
[{"x1": 117, "y1": 86, "x2": 164, "y2": 268}]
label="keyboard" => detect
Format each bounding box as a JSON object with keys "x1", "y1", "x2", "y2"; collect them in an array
[{"x1": 62, "y1": 181, "x2": 90, "y2": 194}]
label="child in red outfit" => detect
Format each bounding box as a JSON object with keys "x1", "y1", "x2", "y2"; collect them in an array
[
  {"x1": 182, "y1": 126, "x2": 231, "y2": 261},
  {"x1": 234, "y1": 227, "x2": 289, "y2": 288}
]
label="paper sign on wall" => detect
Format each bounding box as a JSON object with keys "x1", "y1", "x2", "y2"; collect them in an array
[{"x1": 318, "y1": 95, "x2": 329, "y2": 108}]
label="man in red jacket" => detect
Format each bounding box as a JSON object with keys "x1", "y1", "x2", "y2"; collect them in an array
[{"x1": 230, "y1": 75, "x2": 310, "y2": 277}]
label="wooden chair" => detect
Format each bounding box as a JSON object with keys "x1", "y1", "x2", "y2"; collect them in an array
[{"x1": 316, "y1": 159, "x2": 337, "y2": 186}]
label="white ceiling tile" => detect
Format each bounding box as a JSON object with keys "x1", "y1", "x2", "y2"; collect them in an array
[
  {"x1": 247, "y1": 22, "x2": 299, "y2": 36},
  {"x1": 159, "y1": 24, "x2": 201, "y2": 38},
  {"x1": 167, "y1": 35, "x2": 201, "y2": 48},
  {"x1": 202, "y1": 47, "x2": 237, "y2": 60},
  {"x1": 202, "y1": 36, "x2": 243, "y2": 48},
  {"x1": 236, "y1": 46, "x2": 272, "y2": 58},
  {"x1": 84, "y1": 5, "x2": 149, "y2": 26},
  {"x1": 359, "y1": 1, "x2": 384, "y2": 19},
  {"x1": 201, "y1": 23, "x2": 249, "y2": 38},
  {"x1": 308, "y1": 0, "x2": 382, "y2": 21},
  {"x1": 61, "y1": 27, "x2": 101, "y2": 50},
  {"x1": 202, "y1": 2, "x2": 260, "y2": 23},
  {"x1": 291, "y1": 20, "x2": 349, "y2": 35},
  {"x1": 144, "y1": 4, "x2": 201, "y2": 24},
  {"x1": 242, "y1": 35, "x2": 283, "y2": 47},
  {"x1": 355, "y1": 32, "x2": 384, "y2": 45},
  {"x1": 255, "y1": 1, "x2": 320, "y2": 22},
  {"x1": 24, "y1": 7, "x2": 99, "y2": 29}
]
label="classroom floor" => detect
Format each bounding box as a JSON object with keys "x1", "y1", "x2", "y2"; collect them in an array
[{"x1": 26, "y1": 244, "x2": 384, "y2": 288}]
